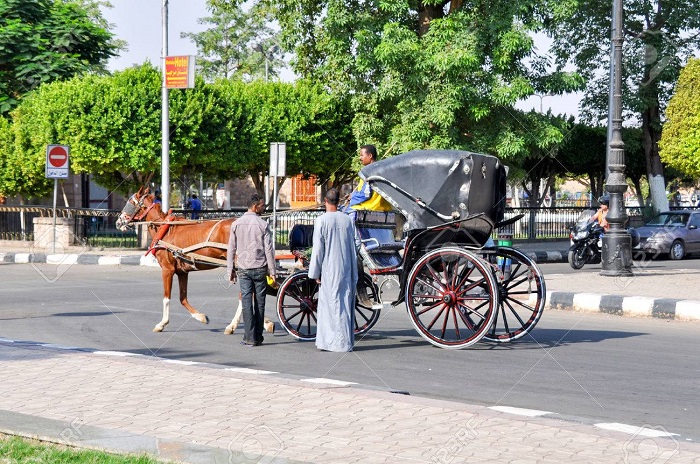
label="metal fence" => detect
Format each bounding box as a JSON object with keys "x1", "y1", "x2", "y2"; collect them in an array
[{"x1": 0, "y1": 204, "x2": 683, "y2": 248}]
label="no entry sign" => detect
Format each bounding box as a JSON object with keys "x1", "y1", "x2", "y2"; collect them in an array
[{"x1": 46, "y1": 145, "x2": 70, "y2": 178}]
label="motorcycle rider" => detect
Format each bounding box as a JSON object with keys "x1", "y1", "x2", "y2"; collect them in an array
[{"x1": 591, "y1": 196, "x2": 610, "y2": 232}]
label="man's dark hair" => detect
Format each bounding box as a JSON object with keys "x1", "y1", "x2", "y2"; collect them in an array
[
  {"x1": 247, "y1": 194, "x2": 263, "y2": 208},
  {"x1": 361, "y1": 144, "x2": 377, "y2": 161},
  {"x1": 192, "y1": 194, "x2": 197, "y2": 199},
  {"x1": 325, "y1": 188, "x2": 340, "y2": 206}
]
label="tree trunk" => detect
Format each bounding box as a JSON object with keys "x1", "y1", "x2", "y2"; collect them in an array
[
  {"x1": 249, "y1": 173, "x2": 266, "y2": 199},
  {"x1": 642, "y1": 103, "x2": 668, "y2": 214},
  {"x1": 417, "y1": 1, "x2": 447, "y2": 36}
]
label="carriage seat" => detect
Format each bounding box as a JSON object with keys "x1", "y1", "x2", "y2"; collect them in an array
[
  {"x1": 288, "y1": 224, "x2": 314, "y2": 263},
  {"x1": 354, "y1": 210, "x2": 403, "y2": 271}
]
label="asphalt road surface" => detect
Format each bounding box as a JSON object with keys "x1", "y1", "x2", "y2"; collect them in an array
[{"x1": 1, "y1": 262, "x2": 698, "y2": 442}]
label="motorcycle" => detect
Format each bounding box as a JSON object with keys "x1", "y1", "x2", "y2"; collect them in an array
[{"x1": 568, "y1": 209, "x2": 603, "y2": 269}]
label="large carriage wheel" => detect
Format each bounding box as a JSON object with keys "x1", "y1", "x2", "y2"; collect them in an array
[
  {"x1": 482, "y1": 247, "x2": 546, "y2": 343},
  {"x1": 277, "y1": 270, "x2": 318, "y2": 340},
  {"x1": 405, "y1": 248, "x2": 498, "y2": 349},
  {"x1": 277, "y1": 271, "x2": 381, "y2": 340},
  {"x1": 355, "y1": 272, "x2": 381, "y2": 335}
]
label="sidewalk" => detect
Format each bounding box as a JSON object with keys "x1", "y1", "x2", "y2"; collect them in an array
[{"x1": 1, "y1": 339, "x2": 698, "y2": 464}]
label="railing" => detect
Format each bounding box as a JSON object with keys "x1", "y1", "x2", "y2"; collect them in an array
[{"x1": 1, "y1": 204, "x2": 685, "y2": 248}]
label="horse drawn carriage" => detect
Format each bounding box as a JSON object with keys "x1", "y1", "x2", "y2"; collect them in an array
[
  {"x1": 116, "y1": 149, "x2": 545, "y2": 349},
  {"x1": 276, "y1": 149, "x2": 546, "y2": 349}
]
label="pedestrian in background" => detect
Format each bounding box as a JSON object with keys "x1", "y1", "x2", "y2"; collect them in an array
[
  {"x1": 189, "y1": 194, "x2": 202, "y2": 219},
  {"x1": 309, "y1": 188, "x2": 358, "y2": 352},
  {"x1": 226, "y1": 194, "x2": 275, "y2": 347}
]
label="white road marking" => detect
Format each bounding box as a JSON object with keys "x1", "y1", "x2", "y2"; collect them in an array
[
  {"x1": 489, "y1": 406, "x2": 553, "y2": 417},
  {"x1": 595, "y1": 423, "x2": 679, "y2": 437}
]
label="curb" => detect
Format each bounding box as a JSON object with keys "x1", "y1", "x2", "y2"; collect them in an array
[
  {"x1": 546, "y1": 291, "x2": 700, "y2": 322},
  {"x1": 1, "y1": 250, "x2": 572, "y2": 266},
  {"x1": 0, "y1": 252, "x2": 160, "y2": 267},
  {"x1": 521, "y1": 250, "x2": 569, "y2": 264}
]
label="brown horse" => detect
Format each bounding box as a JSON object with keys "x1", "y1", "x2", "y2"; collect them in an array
[{"x1": 116, "y1": 187, "x2": 272, "y2": 334}]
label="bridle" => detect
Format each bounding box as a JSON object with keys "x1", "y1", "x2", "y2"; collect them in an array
[{"x1": 119, "y1": 192, "x2": 159, "y2": 227}]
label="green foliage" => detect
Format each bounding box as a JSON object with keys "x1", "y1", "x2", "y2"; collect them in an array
[
  {"x1": 181, "y1": 1, "x2": 283, "y2": 82},
  {"x1": 0, "y1": 0, "x2": 120, "y2": 115},
  {"x1": 0, "y1": 64, "x2": 234, "y2": 197},
  {"x1": 543, "y1": 0, "x2": 700, "y2": 212},
  {"x1": 243, "y1": 0, "x2": 583, "y2": 160},
  {"x1": 659, "y1": 58, "x2": 700, "y2": 177},
  {"x1": 212, "y1": 78, "x2": 355, "y2": 193},
  {"x1": 0, "y1": 66, "x2": 354, "y2": 199},
  {"x1": 0, "y1": 434, "x2": 162, "y2": 463}
]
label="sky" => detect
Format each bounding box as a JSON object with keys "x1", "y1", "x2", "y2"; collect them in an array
[{"x1": 100, "y1": 1, "x2": 581, "y2": 119}]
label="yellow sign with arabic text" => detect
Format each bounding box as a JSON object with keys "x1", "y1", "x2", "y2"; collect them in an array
[{"x1": 165, "y1": 55, "x2": 195, "y2": 89}]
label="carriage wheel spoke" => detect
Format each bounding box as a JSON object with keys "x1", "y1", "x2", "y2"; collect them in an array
[{"x1": 503, "y1": 299, "x2": 528, "y2": 326}]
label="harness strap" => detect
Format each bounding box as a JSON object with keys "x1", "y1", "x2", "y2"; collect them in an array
[
  {"x1": 180, "y1": 241, "x2": 228, "y2": 254},
  {"x1": 151, "y1": 240, "x2": 228, "y2": 267},
  {"x1": 146, "y1": 211, "x2": 176, "y2": 256},
  {"x1": 204, "y1": 219, "x2": 225, "y2": 243}
]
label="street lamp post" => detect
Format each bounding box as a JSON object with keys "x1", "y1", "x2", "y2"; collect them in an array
[
  {"x1": 533, "y1": 93, "x2": 553, "y2": 113},
  {"x1": 601, "y1": 0, "x2": 633, "y2": 277}
]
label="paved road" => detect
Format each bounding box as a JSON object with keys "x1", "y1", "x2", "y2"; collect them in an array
[{"x1": 1, "y1": 263, "x2": 698, "y2": 442}]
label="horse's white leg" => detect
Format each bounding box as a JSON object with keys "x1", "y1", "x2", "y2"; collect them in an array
[
  {"x1": 153, "y1": 297, "x2": 170, "y2": 332},
  {"x1": 224, "y1": 298, "x2": 243, "y2": 335},
  {"x1": 154, "y1": 266, "x2": 175, "y2": 332},
  {"x1": 263, "y1": 317, "x2": 275, "y2": 333}
]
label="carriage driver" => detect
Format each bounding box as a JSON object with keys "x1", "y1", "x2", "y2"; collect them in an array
[{"x1": 344, "y1": 144, "x2": 393, "y2": 215}]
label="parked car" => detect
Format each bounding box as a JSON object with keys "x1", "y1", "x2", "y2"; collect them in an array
[{"x1": 635, "y1": 210, "x2": 700, "y2": 259}]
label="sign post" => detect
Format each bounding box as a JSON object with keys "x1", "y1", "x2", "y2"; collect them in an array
[
  {"x1": 269, "y1": 142, "x2": 286, "y2": 256},
  {"x1": 45, "y1": 144, "x2": 70, "y2": 253}
]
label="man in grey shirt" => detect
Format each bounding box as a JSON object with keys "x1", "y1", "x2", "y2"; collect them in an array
[{"x1": 227, "y1": 194, "x2": 276, "y2": 346}]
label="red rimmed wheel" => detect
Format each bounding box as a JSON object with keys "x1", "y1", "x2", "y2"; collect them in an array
[
  {"x1": 355, "y1": 272, "x2": 381, "y2": 335},
  {"x1": 277, "y1": 271, "x2": 318, "y2": 340},
  {"x1": 482, "y1": 247, "x2": 546, "y2": 343},
  {"x1": 405, "y1": 248, "x2": 498, "y2": 349},
  {"x1": 276, "y1": 271, "x2": 381, "y2": 340}
]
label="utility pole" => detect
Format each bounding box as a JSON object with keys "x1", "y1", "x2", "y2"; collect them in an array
[
  {"x1": 161, "y1": 0, "x2": 170, "y2": 211},
  {"x1": 601, "y1": 0, "x2": 633, "y2": 277}
]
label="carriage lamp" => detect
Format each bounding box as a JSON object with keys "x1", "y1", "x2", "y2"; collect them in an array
[{"x1": 601, "y1": 0, "x2": 633, "y2": 277}]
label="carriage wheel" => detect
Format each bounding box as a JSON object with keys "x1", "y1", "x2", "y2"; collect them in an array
[
  {"x1": 277, "y1": 270, "x2": 318, "y2": 340},
  {"x1": 405, "y1": 248, "x2": 498, "y2": 349},
  {"x1": 355, "y1": 272, "x2": 381, "y2": 335},
  {"x1": 277, "y1": 271, "x2": 382, "y2": 340},
  {"x1": 482, "y1": 247, "x2": 546, "y2": 343}
]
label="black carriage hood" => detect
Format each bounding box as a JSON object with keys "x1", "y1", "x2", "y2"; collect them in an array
[{"x1": 359, "y1": 149, "x2": 507, "y2": 231}]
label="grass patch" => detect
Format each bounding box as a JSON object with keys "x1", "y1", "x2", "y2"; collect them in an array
[{"x1": 0, "y1": 434, "x2": 163, "y2": 463}]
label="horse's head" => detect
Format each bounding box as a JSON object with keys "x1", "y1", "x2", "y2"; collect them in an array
[{"x1": 116, "y1": 186, "x2": 161, "y2": 231}]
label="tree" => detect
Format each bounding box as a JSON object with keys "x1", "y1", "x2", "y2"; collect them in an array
[
  {"x1": 659, "y1": 58, "x2": 700, "y2": 177},
  {"x1": 181, "y1": 1, "x2": 284, "y2": 82},
  {"x1": 0, "y1": 0, "x2": 121, "y2": 115},
  {"x1": 213, "y1": 78, "x2": 356, "y2": 196},
  {"x1": 543, "y1": 0, "x2": 700, "y2": 214},
  {"x1": 0, "y1": 64, "x2": 232, "y2": 199},
  {"x1": 218, "y1": 0, "x2": 582, "y2": 164},
  {"x1": 0, "y1": 66, "x2": 355, "y2": 201}
]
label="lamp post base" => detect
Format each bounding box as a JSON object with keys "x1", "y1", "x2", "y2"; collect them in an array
[{"x1": 600, "y1": 232, "x2": 633, "y2": 277}]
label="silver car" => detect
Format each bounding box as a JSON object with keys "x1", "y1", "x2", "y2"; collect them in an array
[{"x1": 635, "y1": 210, "x2": 700, "y2": 259}]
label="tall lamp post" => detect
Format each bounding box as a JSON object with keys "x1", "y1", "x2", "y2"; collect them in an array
[{"x1": 601, "y1": 0, "x2": 633, "y2": 277}]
